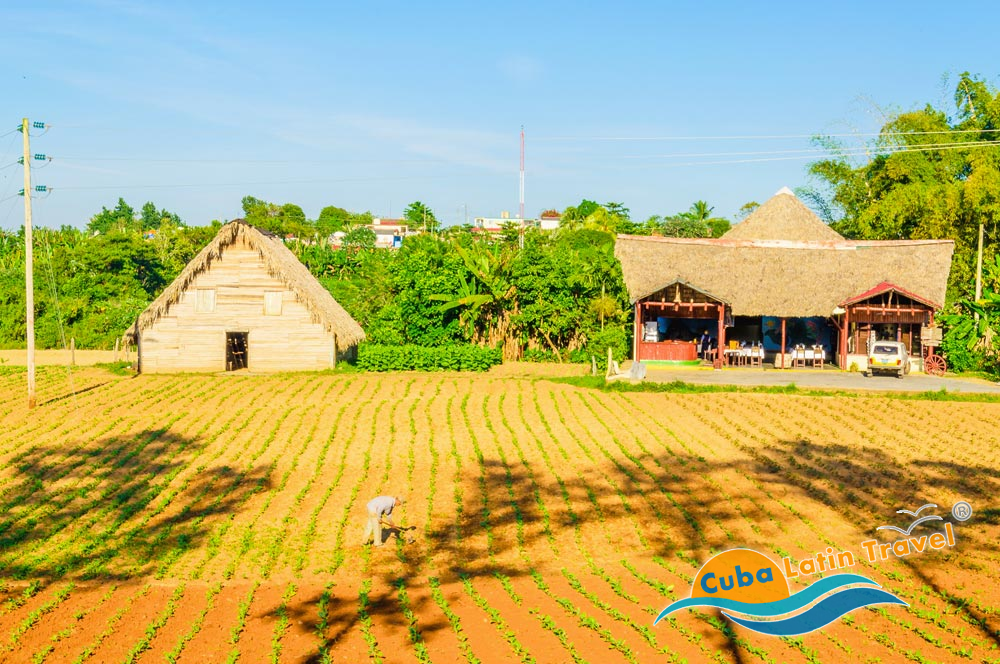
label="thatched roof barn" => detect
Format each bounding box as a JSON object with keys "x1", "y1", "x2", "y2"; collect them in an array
[
  {"x1": 128, "y1": 219, "x2": 364, "y2": 373},
  {"x1": 615, "y1": 188, "x2": 954, "y2": 368}
]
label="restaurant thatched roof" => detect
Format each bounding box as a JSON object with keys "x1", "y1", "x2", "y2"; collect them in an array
[
  {"x1": 723, "y1": 187, "x2": 845, "y2": 242},
  {"x1": 615, "y1": 188, "x2": 955, "y2": 318},
  {"x1": 615, "y1": 235, "x2": 953, "y2": 317},
  {"x1": 616, "y1": 189, "x2": 954, "y2": 318},
  {"x1": 129, "y1": 219, "x2": 365, "y2": 345}
]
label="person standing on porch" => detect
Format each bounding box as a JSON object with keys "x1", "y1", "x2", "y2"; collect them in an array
[
  {"x1": 362, "y1": 495, "x2": 404, "y2": 547},
  {"x1": 699, "y1": 329, "x2": 713, "y2": 361}
]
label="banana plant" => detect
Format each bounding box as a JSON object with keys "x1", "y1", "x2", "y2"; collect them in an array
[{"x1": 430, "y1": 240, "x2": 517, "y2": 345}]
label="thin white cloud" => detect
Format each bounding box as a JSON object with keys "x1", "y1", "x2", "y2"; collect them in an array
[{"x1": 327, "y1": 114, "x2": 514, "y2": 174}]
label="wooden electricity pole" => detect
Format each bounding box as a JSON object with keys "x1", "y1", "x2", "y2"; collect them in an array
[
  {"x1": 21, "y1": 118, "x2": 36, "y2": 409},
  {"x1": 975, "y1": 222, "x2": 984, "y2": 322}
]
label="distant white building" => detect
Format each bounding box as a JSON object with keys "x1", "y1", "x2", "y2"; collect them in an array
[
  {"x1": 473, "y1": 211, "x2": 539, "y2": 234},
  {"x1": 370, "y1": 218, "x2": 411, "y2": 248},
  {"x1": 538, "y1": 210, "x2": 561, "y2": 231}
]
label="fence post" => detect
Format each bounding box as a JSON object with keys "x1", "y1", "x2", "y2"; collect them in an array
[{"x1": 70, "y1": 338, "x2": 75, "y2": 366}]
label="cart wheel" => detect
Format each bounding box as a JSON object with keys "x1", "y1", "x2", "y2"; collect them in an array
[{"x1": 924, "y1": 354, "x2": 946, "y2": 376}]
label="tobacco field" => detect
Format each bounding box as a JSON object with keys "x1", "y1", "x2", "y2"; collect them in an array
[{"x1": 0, "y1": 367, "x2": 997, "y2": 663}]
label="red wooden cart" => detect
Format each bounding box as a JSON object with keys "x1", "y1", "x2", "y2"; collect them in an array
[{"x1": 921, "y1": 325, "x2": 946, "y2": 376}]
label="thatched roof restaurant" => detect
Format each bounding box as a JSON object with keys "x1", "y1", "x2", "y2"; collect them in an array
[
  {"x1": 128, "y1": 219, "x2": 365, "y2": 373},
  {"x1": 615, "y1": 188, "x2": 954, "y2": 368}
]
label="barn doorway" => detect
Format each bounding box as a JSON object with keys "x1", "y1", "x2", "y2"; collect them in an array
[{"x1": 226, "y1": 332, "x2": 248, "y2": 371}]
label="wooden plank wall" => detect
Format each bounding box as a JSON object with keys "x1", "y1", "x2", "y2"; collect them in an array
[{"x1": 140, "y1": 237, "x2": 337, "y2": 373}]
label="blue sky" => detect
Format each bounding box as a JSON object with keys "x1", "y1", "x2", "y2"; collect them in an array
[{"x1": 1, "y1": 0, "x2": 998, "y2": 229}]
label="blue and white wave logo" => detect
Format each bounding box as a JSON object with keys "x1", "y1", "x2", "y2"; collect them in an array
[{"x1": 653, "y1": 549, "x2": 907, "y2": 636}]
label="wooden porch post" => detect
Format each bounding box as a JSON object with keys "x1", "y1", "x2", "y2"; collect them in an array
[
  {"x1": 715, "y1": 304, "x2": 725, "y2": 369},
  {"x1": 841, "y1": 308, "x2": 850, "y2": 370},
  {"x1": 633, "y1": 302, "x2": 640, "y2": 361},
  {"x1": 780, "y1": 317, "x2": 786, "y2": 369}
]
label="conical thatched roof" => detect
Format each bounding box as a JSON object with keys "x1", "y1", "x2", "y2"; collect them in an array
[
  {"x1": 723, "y1": 187, "x2": 844, "y2": 242},
  {"x1": 615, "y1": 235, "x2": 954, "y2": 318},
  {"x1": 129, "y1": 219, "x2": 365, "y2": 345}
]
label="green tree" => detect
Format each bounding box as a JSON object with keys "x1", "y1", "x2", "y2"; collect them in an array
[
  {"x1": 736, "y1": 201, "x2": 760, "y2": 220},
  {"x1": 667, "y1": 200, "x2": 731, "y2": 237},
  {"x1": 139, "y1": 202, "x2": 183, "y2": 231},
  {"x1": 559, "y1": 200, "x2": 633, "y2": 233},
  {"x1": 404, "y1": 201, "x2": 439, "y2": 232},
  {"x1": 805, "y1": 72, "x2": 1000, "y2": 301},
  {"x1": 317, "y1": 205, "x2": 350, "y2": 237},
  {"x1": 342, "y1": 226, "x2": 376, "y2": 250},
  {"x1": 87, "y1": 198, "x2": 137, "y2": 235}
]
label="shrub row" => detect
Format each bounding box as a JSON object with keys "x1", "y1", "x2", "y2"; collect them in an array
[{"x1": 357, "y1": 344, "x2": 502, "y2": 372}]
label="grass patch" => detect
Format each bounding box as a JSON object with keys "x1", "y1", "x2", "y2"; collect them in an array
[
  {"x1": 95, "y1": 362, "x2": 135, "y2": 376},
  {"x1": 546, "y1": 375, "x2": 1000, "y2": 403}
]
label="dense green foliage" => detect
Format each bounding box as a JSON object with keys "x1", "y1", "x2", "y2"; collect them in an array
[
  {"x1": 804, "y1": 72, "x2": 1000, "y2": 375},
  {"x1": 308, "y1": 226, "x2": 631, "y2": 361},
  {"x1": 357, "y1": 343, "x2": 501, "y2": 371},
  {"x1": 0, "y1": 196, "x2": 635, "y2": 364},
  {"x1": 0, "y1": 214, "x2": 217, "y2": 349},
  {"x1": 556, "y1": 199, "x2": 730, "y2": 237}
]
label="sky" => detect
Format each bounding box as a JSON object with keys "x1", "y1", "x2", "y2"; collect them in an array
[{"x1": 1, "y1": 0, "x2": 998, "y2": 230}]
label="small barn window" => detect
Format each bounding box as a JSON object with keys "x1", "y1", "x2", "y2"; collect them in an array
[
  {"x1": 195, "y1": 289, "x2": 216, "y2": 313},
  {"x1": 264, "y1": 291, "x2": 283, "y2": 316}
]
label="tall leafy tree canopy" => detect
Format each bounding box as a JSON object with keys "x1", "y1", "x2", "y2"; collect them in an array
[
  {"x1": 403, "y1": 201, "x2": 439, "y2": 232},
  {"x1": 805, "y1": 72, "x2": 1000, "y2": 301},
  {"x1": 803, "y1": 72, "x2": 1000, "y2": 373}
]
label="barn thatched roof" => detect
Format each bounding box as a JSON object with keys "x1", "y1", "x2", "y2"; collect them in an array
[
  {"x1": 723, "y1": 187, "x2": 844, "y2": 242},
  {"x1": 615, "y1": 235, "x2": 954, "y2": 318},
  {"x1": 128, "y1": 219, "x2": 365, "y2": 345}
]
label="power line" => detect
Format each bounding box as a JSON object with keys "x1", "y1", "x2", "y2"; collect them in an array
[
  {"x1": 55, "y1": 139, "x2": 1000, "y2": 167},
  {"x1": 39, "y1": 142, "x2": 1000, "y2": 193},
  {"x1": 55, "y1": 171, "x2": 488, "y2": 192},
  {"x1": 599, "y1": 141, "x2": 1000, "y2": 169},
  {"x1": 612, "y1": 139, "x2": 1000, "y2": 161},
  {"x1": 536, "y1": 128, "x2": 1000, "y2": 142},
  {"x1": 57, "y1": 156, "x2": 458, "y2": 164}
]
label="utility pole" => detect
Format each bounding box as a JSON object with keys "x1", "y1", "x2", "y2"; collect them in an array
[
  {"x1": 975, "y1": 221, "x2": 984, "y2": 322},
  {"x1": 519, "y1": 126, "x2": 525, "y2": 221},
  {"x1": 21, "y1": 118, "x2": 36, "y2": 409}
]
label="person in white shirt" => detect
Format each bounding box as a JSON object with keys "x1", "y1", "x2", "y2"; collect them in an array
[{"x1": 362, "y1": 495, "x2": 404, "y2": 547}]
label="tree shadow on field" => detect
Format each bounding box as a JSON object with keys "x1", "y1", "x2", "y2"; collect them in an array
[
  {"x1": 269, "y1": 584, "x2": 450, "y2": 664},
  {"x1": 421, "y1": 456, "x2": 649, "y2": 580},
  {"x1": 262, "y1": 589, "x2": 355, "y2": 663},
  {"x1": 0, "y1": 429, "x2": 272, "y2": 582},
  {"x1": 415, "y1": 403, "x2": 1000, "y2": 659}
]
